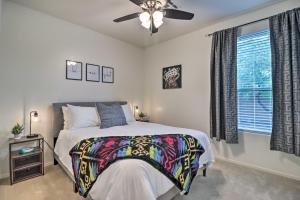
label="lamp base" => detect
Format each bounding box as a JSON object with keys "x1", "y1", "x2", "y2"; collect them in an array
[{"x1": 27, "y1": 134, "x2": 39, "y2": 138}]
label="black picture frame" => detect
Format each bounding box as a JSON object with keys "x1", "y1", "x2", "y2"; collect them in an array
[
  {"x1": 66, "y1": 60, "x2": 82, "y2": 81},
  {"x1": 162, "y1": 65, "x2": 182, "y2": 89},
  {"x1": 86, "y1": 63, "x2": 101, "y2": 82},
  {"x1": 102, "y1": 66, "x2": 114, "y2": 83}
]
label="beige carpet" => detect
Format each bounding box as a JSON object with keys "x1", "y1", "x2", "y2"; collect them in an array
[{"x1": 0, "y1": 160, "x2": 299, "y2": 200}]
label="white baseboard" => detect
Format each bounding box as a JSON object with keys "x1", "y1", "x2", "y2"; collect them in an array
[
  {"x1": 216, "y1": 156, "x2": 300, "y2": 182},
  {"x1": 0, "y1": 162, "x2": 53, "y2": 179}
]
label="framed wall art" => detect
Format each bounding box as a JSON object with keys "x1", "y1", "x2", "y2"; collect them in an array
[
  {"x1": 66, "y1": 60, "x2": 82, "y2": 81},
  {"x1": 162, "y1": 65, "x2": 182, "y2": 89},
  {"x1": 102, "y1": 66, "x2": 114, "y2": 83},
  {"x1": 86, "y1": 63, "x2": 100, "y2": 82}
]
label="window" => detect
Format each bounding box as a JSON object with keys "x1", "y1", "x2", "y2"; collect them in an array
[{"x1": 237, "y1": 29, "x2": 272, "y2": 134}]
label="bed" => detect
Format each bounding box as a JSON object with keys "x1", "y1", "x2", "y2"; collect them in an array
[{"x1": 52, "y1": 101, "x2": 214, "y2": 200}]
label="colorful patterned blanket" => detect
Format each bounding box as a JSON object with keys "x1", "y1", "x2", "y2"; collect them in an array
[{"x1": 69, "y1": 134, "x2": 205, "y2": 197}]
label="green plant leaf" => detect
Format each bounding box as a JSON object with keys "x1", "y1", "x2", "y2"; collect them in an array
[{"x1": 11, "y1": 123, "x2": 24, "y2": 135}]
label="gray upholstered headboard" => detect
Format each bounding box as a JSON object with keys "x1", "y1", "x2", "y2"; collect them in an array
[{"x1": 52, "y1": 101, "x2": 127, "y2": 138}]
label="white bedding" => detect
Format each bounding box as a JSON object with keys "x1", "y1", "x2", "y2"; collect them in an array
[{"x1": 54, "y1": 122, "x2": 214, "y2": 200}]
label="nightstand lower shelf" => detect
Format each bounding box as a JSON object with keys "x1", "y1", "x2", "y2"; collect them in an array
[
  {"x1": 14, "y1": 162, "x2": 43, "y2": 171},
  {"x1": 13, "y1": 166, "x2": 43, "y2": 184}
]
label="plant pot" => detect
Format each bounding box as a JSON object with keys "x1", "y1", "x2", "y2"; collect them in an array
[{"x1": 13, "y1": 134, "x2": 22, "y2": 140}]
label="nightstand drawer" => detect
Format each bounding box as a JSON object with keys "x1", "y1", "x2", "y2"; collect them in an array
[
  {"x1": 13, "y1": 153, "x2": 42, "y2": 169},
  {"x1": 13, "y1": 165, "x2": 42, "y2": 183}
]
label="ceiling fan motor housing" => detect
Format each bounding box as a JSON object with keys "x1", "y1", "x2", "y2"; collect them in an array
[
  {"x1": 158, "y1": 0, "x2": 168, "y2": 7},
  {"x1": 141, "y1": 0, "x2": 167, "y2": 10}
]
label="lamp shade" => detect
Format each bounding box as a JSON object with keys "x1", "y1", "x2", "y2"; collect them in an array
[
  {"x1": 27, "y1": 111, "x2": 39, "y2": 138},
  {"x1": 33, "y1": 111, "x2": 39, "y2": 122},
  {"x1": 154, "y1": 20, "x2": 163, "y2": 28},
  {"x1": 139, "y1": 12, "x2": 151, "y2": 29},
  {"x1": 153, "y1": 11, "x2": 164, "y2": 28},
  {"x1": 141, "y1": 21, "x2": 151, "y2": 29},
  {"x1": 139, "y1": 12, "x2": 150, "y2": 23}
]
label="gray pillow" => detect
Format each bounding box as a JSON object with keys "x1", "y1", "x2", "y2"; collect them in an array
[{"x1": 96, "y1": 103, "x2": 127, "y2": 129}]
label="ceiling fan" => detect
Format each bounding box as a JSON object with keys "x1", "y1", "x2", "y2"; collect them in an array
[{"x1": 113, "y1": 0, "x2": 194, "y2": 34}]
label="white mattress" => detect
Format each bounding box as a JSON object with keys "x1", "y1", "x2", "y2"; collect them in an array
[{"x1": 54, "y1": 122, "x2": 214, "y2": 200}]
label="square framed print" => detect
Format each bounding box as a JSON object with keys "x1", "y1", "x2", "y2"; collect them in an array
[
  {"x1": 66, "y1": 60, "x2": 82, "y2": 81},
  {"x1": 162, "y1": 65, "x2": 182, "y2": 89},
  {"x1": 102, "y1": 66, "x2": 114, "y2": 83},
  {"x1": 86, "y1": 63, "x2": 100, "y2": 82}
]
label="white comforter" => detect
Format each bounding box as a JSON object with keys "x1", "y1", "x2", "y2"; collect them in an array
[{"x1": 54, "y1": 122, "x2": 214, "y2": 200}]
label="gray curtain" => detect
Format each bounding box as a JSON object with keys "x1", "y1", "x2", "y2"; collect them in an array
[
  {"x1": 269, "y1": 8, "x2": 300, "y2": 156},
  {"x1": 210, "y1": 27, "x2": 238, "y2": 144}
]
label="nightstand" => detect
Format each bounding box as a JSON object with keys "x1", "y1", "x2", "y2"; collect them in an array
[
  {"x1": 136, "y1": 118, "x2": 150, "y2": 122},
  {"x1": 9, "y1": 134, "x2": 44, "y2": 185}
]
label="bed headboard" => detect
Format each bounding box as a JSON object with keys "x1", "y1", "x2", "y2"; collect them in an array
[{"x1": 52, "y1": 101, "x2": 127, "y2": 138}]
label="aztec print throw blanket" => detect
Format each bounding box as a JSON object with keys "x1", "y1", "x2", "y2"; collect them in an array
[{"x1": 69, "y1": 134, "x2": 205, "y2": 197}]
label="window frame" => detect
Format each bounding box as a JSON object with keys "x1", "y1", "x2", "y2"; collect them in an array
[{"x1": 237, "y1": 27, "x2": 273, "y2": 135}]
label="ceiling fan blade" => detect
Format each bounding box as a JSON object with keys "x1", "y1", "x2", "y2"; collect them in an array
[
  {"x1": 113, "y1": 13, "x2": 140, "y2": 23},
  {"x1": 129, "y1": 0, "x2": 145, "y2": 7},
  {"x1": 164, "y1": 9, "x2": 194, "y2": 20},
  {"x1": 167, "y1": 0, "x2": 178, "y2": 9}
]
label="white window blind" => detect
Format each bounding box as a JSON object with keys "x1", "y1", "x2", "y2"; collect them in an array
[{"x1": 237, "y1": 29, "x2": 273, "y2": 134}]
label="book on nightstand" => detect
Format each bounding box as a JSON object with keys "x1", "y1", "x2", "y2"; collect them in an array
[{"x1": 17, "y1": 147, "x2": 35, "y2": 155}]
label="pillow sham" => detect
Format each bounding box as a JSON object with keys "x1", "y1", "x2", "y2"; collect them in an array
[
  {"x1": 121, "y1": 104, "x2": 136, "y2": 123},
  {"x1": 62, "y1": 106, "x2": 71, "y2": 130},
  {"x1": 96, "y1": 103, "x2": 127, "y2": 129},
  {"x1": 67, "y1": 104, "x2": 100, "y2": 130}
]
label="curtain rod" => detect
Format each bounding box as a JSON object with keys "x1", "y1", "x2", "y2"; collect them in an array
[{"x1": 207, "y1": 16, "x2": 269, "y2": 37}]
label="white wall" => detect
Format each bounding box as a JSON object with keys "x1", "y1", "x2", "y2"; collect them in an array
[
  {"x1": 0, "y1": 0, "x2": 3, "y2": 32},
  {"x1": 144, "y1": 0, "x2": 300, "y2": 180},
  {"x1": 0, "y1": 1, "x2": 144, "y2": 177}
]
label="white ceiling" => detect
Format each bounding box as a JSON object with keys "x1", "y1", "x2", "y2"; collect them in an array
[{"x1": 9, "y1": 0, "x2": 284, "y2": 47}]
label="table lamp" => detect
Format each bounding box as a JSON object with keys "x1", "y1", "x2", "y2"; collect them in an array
[
  {"x1": 134, "y1": 106, "x2": 139, "y2": 118},
  {"x1": 27, "y1": 111, "x2": 39, "y2": 138}
]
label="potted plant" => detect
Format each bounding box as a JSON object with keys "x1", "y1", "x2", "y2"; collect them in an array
[
  {"x1": 11, "y1": 123, "x2": 24, "y2": 139},
  {"x1": 138, "y1": 112, "x2": 146, "y2": 119}
]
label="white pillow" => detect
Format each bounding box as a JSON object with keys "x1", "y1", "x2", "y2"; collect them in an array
[
  {"x1": 62, "y1": 106, "x2": 71, "y2": 130},
  {"x1": 67, "y1": 104, "x2": 100, "y2": 130},
  {"x1": 121, "y1": 104, "x2": 136, "y2": 123}
]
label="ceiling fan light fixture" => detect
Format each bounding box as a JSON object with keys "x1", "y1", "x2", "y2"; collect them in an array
[
  {"x1": 153, "y1": 10, "x2": 163, "y2": 21},
  {"x1": 139, "y1": 11, "x2": 150, "y2": 23},
  {"x1": 141, "y1": 20, "x2": 151, "y2": 29},
  {"x1": 140, "y1": 11, "x2": 151, "y2": 29},
  {"x1": 114, "y1": 0, "x2": 194, "y2": 34},
  {"x1": 154, "y1": 19, "x2": 163, "y2": 28},
  {"x1": 153, "y1": 10, "x2": 164, "y2": 28},
  {"x1": 139, "y1": 11, "x2": 151, "y2": 29}
]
